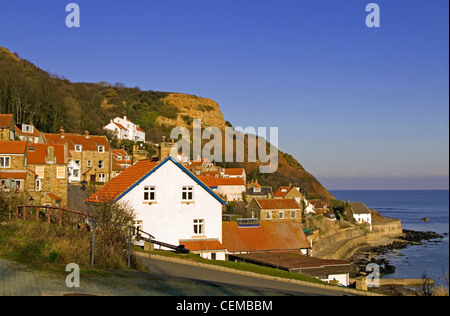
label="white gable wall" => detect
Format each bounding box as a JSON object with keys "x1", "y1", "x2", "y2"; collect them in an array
[{"x1": 118, "y1": 160, "x2": 223, "y2": 248}]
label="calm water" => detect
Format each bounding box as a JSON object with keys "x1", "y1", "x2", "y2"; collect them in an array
[{"x1": 331, "y1": 190, "x2": 449, "y2": 283}]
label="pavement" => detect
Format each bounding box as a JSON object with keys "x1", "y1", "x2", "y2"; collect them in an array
[{"x1": 0, "y1": 253, "x2": 371, "y2": 296}]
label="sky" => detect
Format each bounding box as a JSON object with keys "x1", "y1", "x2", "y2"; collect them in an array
[{"x1": 0, "y1": 0, "x2": 448, "y2": 190}]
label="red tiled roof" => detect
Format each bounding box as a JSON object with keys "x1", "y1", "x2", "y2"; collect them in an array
[
  {"x1": 46, "y1": 192, "x2": 62, "y2": 201},
  {"x1": 0, "y1": 171, "x2": 27, "y2": 179},
  {"x1": 273, "y1": 186, "x2": 292, "y2": 198},
  {"x1": 136, "y1": 126, "x2": 144, "y2": 133},
  {"x1": 0, "y1": 114, "x2": 13, "y2": 128},
  {"x1": 27, "y1": 143, "x2": 66, "y2": 164},
  {"x1": 0, "y1": 140, "x2": 26, "y2": 154},
  {"x1": 112, "y1": 162, "x2": 125, "y2": 171},
  {"x1": 224, "y1": 168, "x2": 245, "y2": 176},
  {"x1": 255, "y1": 199, "x2": 301, "y2": 210},
  {"x1": 215, "y1": 178, "x2": 245, "y2": 186},
  {"x1": 197, "y1": 175, "x2": 218, "y2": 188},
  {"x1": 113, "y1": 122, "x2": 128, "y2": 131},
  {"x1": 179, "y1": 239, "x2": 226, "y2": 251},
  {"x1": 43, "y1": 133, "x2": 110, "y2": 151},
  {"x1": 222, "y1": 221, "x2": 311, "y2": 253},
  {"x1": 14, "y1": 124, "x2": 41, "y2": 137},
  {"x1": 85, "y1": 158, "x2": 160, "y2": 203}
]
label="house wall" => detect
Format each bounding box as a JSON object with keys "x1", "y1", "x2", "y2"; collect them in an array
[
  {"x1": 119, "y1": 161, "x2": 223, "y2": 248},
  {"x1": 215, "y1": 185, "x2": 246, "y2": 201},
  {"x1": 70, "y1": 149, "x2": 111, "y2": 183},
  {"x1": 26, "y1": 163, "x2": 68, "y2": 207}
]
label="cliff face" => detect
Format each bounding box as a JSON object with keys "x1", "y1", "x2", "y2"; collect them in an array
[
  {"x1": 157, "y1": 93, "x2": 226, "y2": 129},
  {"x1": 0, "y1": 45, "x2": 334, "y2": 203}
]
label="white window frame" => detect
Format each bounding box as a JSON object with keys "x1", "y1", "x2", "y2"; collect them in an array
[
  {"x1": 98, "y1": 160, "x2": 104, "y2": 169},
  {"x1": 35, "y1": 179, "x2": 42, "y2": 191},
  {"x1": 193, "y1": 219, "x2": 204, "y2": 235},
  {"x1": 279, "y1": 211, "x2": 285, "y2": 219},
  {"x1": 87, "y1": 160, "x2": 92, "y2": 167},
  {"x1": 291, "y1": 210, "x2": 296, "y2": 219},
  {"x1": 0, "y1": 156, "x2": 11, "y2": 168},
  {"x1": 98, "y1": 145, "x2": 105, "y2": 153},
  {"x1": 182, "y1": 186, "x2": 194, "y2": 202},
  {"x1": 144, "y1": 186, "x2": 156, "y2": 202},
  {"x1": 98, "y1": 173, "x2": 106, "y2": 183},
  {"x1": 75, "y1": 144, "x2": 82, "y2": 152}
]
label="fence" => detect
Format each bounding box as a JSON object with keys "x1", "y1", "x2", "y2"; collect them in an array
[{"x1": 14, "y1": 204, "x2": 189, "y2": 269}]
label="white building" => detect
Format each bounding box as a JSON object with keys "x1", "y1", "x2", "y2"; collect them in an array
[
  {"x1": 86, "y1": 156, "x2": 226, "y2": 260},
  {"x1": 350, "y1": 202, "x2": 372, "y2": 230},
  {"x1": 104, "y1": 116, "x2": 145, "y2": 143}
]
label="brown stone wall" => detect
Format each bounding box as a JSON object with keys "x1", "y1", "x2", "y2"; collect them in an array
[{"x1": 70, "y1": 149, "x2": 111, "y2": 183}]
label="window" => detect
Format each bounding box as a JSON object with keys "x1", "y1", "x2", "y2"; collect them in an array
[
  {"x1": 0, "y1": 157, "x2": 10, "y2": 168},
  {"x1": 266, "y1": 211, "x2": 272, "y2": 220},
  {"x1": 279, "y1": 211, "x2": 284, "y2": 219},
  {"x1": 182, "y1": 186, "x2": 194, "y2": 201},
  {"x1": 193, "y1": 219, "x2": 204, "y2": 235},
  {"x1": 35, "y1": 179, "x2": 41, "y2": 191},
  {"x1": 291, "y1": 211, "x2": 296, "y2": 219},
  {"x1": 87, "y1": 160, "x2": 92, "y2": 167},
  {"x1": 98, "y1": 145, "x2": 105, "y2": 153},
  {"x1": 144, "y1": 186, "x2": 156, "y2": 202},
  {"x1": 56, "y1": 166, "x2": 65, "y2": 179},
  {"x1": 35, "y1": 166, "x2": 44, "y2": 178},
  {"x1": 98, "y1": 160, "x2": 104, "y2": 169},
  {"x1": 75, "y1": 160, "x2": 81, "y2": 167},
  {"x1": 75, "y1": 144, "x2": 82, "y2": 152},
  {"x1": 98, "y1": 173, "x2": 106, "y2": 183}
]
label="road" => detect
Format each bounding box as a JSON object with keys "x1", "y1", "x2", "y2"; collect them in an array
[{"x1": 138, "y1": 254, "x2": 361, "y2": 296}]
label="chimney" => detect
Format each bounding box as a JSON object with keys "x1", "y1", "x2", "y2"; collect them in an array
[
  {"x1": 84, "y1": 130, "x2": 90, "y2": 138},
  {"x1": 47, "y1": 146, "x2": 55, "y2": 164},
  {"x1": 59, "y1": 126, "x2": 65, "y2": 135}
]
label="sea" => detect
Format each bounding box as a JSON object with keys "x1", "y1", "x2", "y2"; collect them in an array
[{"x1": 330, "y1": 190, "x2": 449, "y2": 284}]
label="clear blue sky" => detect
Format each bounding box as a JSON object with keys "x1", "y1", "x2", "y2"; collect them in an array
[{"x1": 0, "y1": 0, "x2": 448, "y2": 189}]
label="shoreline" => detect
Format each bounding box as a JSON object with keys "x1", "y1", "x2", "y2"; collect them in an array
[
  {"x1": 350, "y1": 229, "x2": 444, "y2": 277},
  {"x1": 348, "y1": 229, "x2": 445, "y2": 296}
]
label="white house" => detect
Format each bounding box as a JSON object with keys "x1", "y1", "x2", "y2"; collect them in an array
[
  {"x1": 350, "y1": 202, "x2": 372, "y2": 230},
  {"x1": 104, "y1": 116, "x2": 145, "y2": 143},
  {"x1": 86, "y1": 156, "x2": 227, "y2": 260}
]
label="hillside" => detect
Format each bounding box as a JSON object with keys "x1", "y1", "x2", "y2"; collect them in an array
[{"x1": 0, "y1": 46, "x2": 334, "y2": 202}]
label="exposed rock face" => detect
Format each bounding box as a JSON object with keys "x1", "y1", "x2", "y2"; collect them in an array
[{"x1": 157, "y1": 93, "x2": 226, "y2": 129}]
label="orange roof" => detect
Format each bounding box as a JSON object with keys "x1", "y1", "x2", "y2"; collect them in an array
[
  {"x1": 86, "y1": 158, "x2": 160, "y2": 203},
  {"x1": 215, "y1": 178, "x2": 245, "y2": 186},
  {"x1": 113, "y1": 122, "x2": 128, "y2": 131},
  {"x1": 197, "y1": 175, "x2": 218, "y2": 188},
  {"x1": 179, "y1": 239, "x2": 226, "y2": 251},
  {"x1": 224, "y1": 168, "x2": 245, "y2": 176},
  {"x1": 112, "y1": 162, "x2": 125, "y2": 171},
  {"x1": 255, "y1": 199, "x2": 301, "y2": 210},
  {"x1": 14, "y1": 124, "x2": 41, "y2": 137},
  {"x1": 222, "y1": 221, "x2": 311, "y2": 253},
  {"x1": 27, "y1": 143, "x2": 66, "y2": 164},
  {"x1": 0, "y1": 140, "x2": 26, "y2": 154},
  {"x1": 0, "y1": 171, "x2": 27, "y2": 179},
  {"x1": 46, "y1": 192, "x2": 62, "y2": 201},
  {"x1": 273, "y1": 186, "x2": 292, "y2": 198},
  {"x1": 0, "y1": 114, "x2": 13, "y2": 128},
  {"x1": 43, "y1": 133, "x2": 110, "y2": 151},
  {"x1": 136, "y1": 126, "x2": 144, "y2": 133}
]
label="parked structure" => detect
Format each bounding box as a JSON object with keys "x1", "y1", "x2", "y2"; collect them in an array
[
  {"x1": 85, "y1": 156, "x2": 226, "y2": 260},
  {"x1": 42, "y1": 127, "x2": 112, "y2": 184},
  {"x1": 104, "y1": 116, "x2": 145, "y2": 143},
  {"x1": 350, "y1": 202, "x2": 372, "y2": 230},
  {"x1": 246, "y1": 198, "x2": 302, "y2": 222}
]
